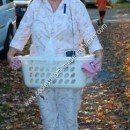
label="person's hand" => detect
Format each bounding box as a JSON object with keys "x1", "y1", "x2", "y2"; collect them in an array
[
  {"x1": 7, "y1": 47, "x2": 22, "y2": 70},
  {"x1": 7, "y1": 47, "x2": 18, "y2": 63}
]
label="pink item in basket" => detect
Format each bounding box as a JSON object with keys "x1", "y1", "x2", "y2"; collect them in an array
[
  {"x1": 81, "y1": 59, "x2": 102, "y2": 77},
  {"x1": 10, "y1": 57, "x2": 22, "y2": 70}
]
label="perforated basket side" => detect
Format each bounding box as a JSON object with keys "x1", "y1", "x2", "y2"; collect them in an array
[{"x1": 21, "y1": 55, "x2": 95, "y2": 88}]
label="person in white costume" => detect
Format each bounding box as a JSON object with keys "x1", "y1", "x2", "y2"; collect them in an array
[{"x1": 8, "y1": 0, "x2": 103, "y2": 129}]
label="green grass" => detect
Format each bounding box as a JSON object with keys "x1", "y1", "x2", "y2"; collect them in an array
[
  {"x1": 0, "y1": 104, "x2": 9, "y2": 124},
  {"x1": 0, "y1": 115, "x2": 4, "y2": 124},
  {"x1": 0, "y1": 85, "x2": 12, "y2": 94},
  {"x1": 0, "y1": 85, "x2": 12, "y2": 124},
  {"x1": 113, "y1": 2, "x2": 130, "y2": 9}
]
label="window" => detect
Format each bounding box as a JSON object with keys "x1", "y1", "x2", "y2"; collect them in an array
[
  {"x1": 0, "y1": 0, "x2": 3, "y2": 6},
  {"x1": 6, "y1": 0, "x2": 13, "y2": 4}
]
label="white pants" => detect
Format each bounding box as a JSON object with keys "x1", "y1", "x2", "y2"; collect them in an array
[{"x1": 36, "y1": 88, "x2": 83, "y2": 130}]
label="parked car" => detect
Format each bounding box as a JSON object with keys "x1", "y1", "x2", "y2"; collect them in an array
[
  {"x1": 14, "y1": 0, "x2": 32, "y2": 28},
  {"x1": 81, "y1": 0, "x2": 96, "y2": 7},
  {"x1": 0, "y1": 0, "x2": 16, "y2": 59}
]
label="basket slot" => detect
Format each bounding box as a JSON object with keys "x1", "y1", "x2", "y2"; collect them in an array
[
  {"x1": 41, "y1": 73, "x2": 45, "y2": 77},
  {"x1": 70, "y1": 67, "x2": 75, "y2": 72},
  {"x1": 71, "y1": 79, "x2": 76, "y2": 84},
  {"x1": 30, "y1": 79, "x2": 34, "y2": 83},
  {"x1": 51, "y1": 67, "x2": 57, "y2": 71},
  {"x1": 46, "y1": 73, "x2": 51, "y2": 78},
  {"x1": 45, "y1": 68, "x2": 50, "y2": 72},
  {"x1": 35, "y1": 73, "x2": 39, "y2": 77},
  {"x1": 64, "y1": 67, "x2": 69, "y2": 72},
  {"x1": 70, "y1": 73, "x2": 75, "y2": 78},
  {"x1": 41, "y1": 79, "x2": 45, "y2": 84},
  {"x1": 52, "y1": 79, "x2": 57, "y2": 84},
  {"x1": 29, "y1": 67, "x2": 33, "y2": 71},
  {"x1": 64, "y1": 73, "x2": 69, "y2": 78},
  {"x1": 35, "y1": 79, "x2": 39, "y2": 83},
  {"x1": 58, "y1": 73, "x2": 63, "y2": 77},
  {"x1": 64, "y1": 79, "x2": 69, "y2": 84},
  {"x1": 40, "y1": 67, "x2": 44, "y2": 71},
  {"x1": 35, "y1": 67, "x2": 39, "y2": 71},
  {"x1": 30, "y1": 73, "x2": 33, "y2": 77},
  {"x1": 58, "y1": 79, "x2": 63, "y2": 84}
]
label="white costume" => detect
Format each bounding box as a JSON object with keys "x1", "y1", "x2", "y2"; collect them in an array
[{"x1": 10, "y1": 0, "x2": 103, "y2": 129}]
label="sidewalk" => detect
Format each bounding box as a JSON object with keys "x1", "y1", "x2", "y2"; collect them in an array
[{"x1": 88, "y1": 9, "x2": 130, "y2": 23}]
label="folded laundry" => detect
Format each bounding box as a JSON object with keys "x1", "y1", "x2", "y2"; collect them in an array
[
  {"x1": 81, "y1": 59, "x2": 102, "y2": 77},
  {"x1": 10, "y1": 57, "x2": 22, "y2": 70}
]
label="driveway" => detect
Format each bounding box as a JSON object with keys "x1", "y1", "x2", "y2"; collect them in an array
[{"x1": 88, "y1": 9, "x2": 130, "y2": 23}]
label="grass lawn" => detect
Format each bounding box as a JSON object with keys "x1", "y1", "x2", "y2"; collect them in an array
[
  {"x1": 0, "y1": 85, "x2": 12, "y2": 124},
  {"x1": 113, "y1": 2, "x2": 130, "y2": 9}
]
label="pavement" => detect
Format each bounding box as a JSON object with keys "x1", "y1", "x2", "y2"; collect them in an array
[{"x1": 88, "y1": 9, "x2": 130, "y2": 23}]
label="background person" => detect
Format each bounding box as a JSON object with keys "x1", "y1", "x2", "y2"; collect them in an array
[{"x1": 96, "y1": 0, "x2": 113, "y2": 25}]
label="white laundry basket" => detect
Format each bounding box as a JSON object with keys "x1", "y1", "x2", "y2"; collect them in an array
[{"x1": 18, "y1": 55, "x2": 95, "y2": 88}]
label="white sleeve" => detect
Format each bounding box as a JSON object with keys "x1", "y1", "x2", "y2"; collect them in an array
[
  {"x1": 10, "y1": 0, "x2": 36, "y2": 51},
  {"x1": 76, "y1": 2, "x2": 103, "y2": 53}
]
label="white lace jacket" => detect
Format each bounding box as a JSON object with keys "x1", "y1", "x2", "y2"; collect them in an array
[{"x1": 10, "y1": 0, "x2": 103, "y2": 56}]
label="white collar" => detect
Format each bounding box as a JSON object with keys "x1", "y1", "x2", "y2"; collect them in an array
[{"x1": 42, "y1": 0, "x2": 67, "y2": 12}]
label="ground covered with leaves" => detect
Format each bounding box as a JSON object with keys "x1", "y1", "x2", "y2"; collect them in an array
[{"x1": 0, "y1": 22, "x2": 130, "y2": 130}]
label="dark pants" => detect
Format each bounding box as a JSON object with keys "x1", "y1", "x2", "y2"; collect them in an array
[{"x1": 99, "y1": 11, "x2": 106, "y2": 18}]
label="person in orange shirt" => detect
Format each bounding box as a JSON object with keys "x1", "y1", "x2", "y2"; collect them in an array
[{"x1": 96, "y1": 0, "x2": 113, "y2": 25}]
